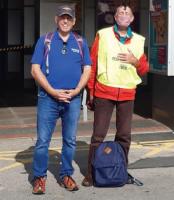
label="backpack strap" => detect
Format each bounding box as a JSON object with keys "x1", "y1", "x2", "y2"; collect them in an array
[
  {"x1": 73, "y1": 32, "x2": 84, "y2": 59},
  {"x1": 44, "y1": 32, "x2": 83, "y2": 75},
  {"x1": 127, "y1": 173, "x2": 143, "y2": 186},
  {"x1": 44, "y1": 32, "x2": 54, "y2": 75}
]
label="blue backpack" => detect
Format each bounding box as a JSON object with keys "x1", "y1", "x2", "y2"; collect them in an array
[
  {"x1": 92, "y1": 141, "x2": 143, "y2": 187},
  {"x1": 92, "y1": 141, "x2": 128, "y2": 187}
]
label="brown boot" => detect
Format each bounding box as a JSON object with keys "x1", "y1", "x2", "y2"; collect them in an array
[
  {"x1": 82, "y1": 143, "x2": 97, "y2": 187},
  {"x1": 82, "y1": 175, "x2": 93, "y2": 187},
  {"x1": 32, "y1": 177, "x2": 46, "y2": 194},
  {"x1": 60, "y1": 176, "x2": 79, "y2": 191}
]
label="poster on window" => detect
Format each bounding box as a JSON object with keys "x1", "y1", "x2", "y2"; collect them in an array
[
  {"x1": 149, "y1": 0, "x2": 168, "y2": 74},
  {"x1": 96, "y1": 0, "x2": 140, "y2": 31}
]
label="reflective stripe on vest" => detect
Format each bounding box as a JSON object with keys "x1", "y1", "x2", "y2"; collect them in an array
[{"x1": 97, "y1": 27, "x2": 145, "y2": 89}]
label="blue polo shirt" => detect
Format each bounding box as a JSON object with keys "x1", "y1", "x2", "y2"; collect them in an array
[{"x1": 31, "y1": 31, "x2": 91, "y2": 89}]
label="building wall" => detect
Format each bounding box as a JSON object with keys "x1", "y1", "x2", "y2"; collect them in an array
[
  {"x1": 84, "y1": 0, "x2": 95, "y2": 47},
  {"x1": 39, "y1": 0, "x2": 95, "y2": 46},
  {"x1": 150, "y1": 74, "x2": 174, "y2": 129},
  {"x1": 40, "y1": 0, "x2": 61, "y2": 35},
  {"x1": 138, "y1": 1, "x2": 174, "y2": 129},
  {"x1": 2, "y1": 0, "x2": 174, "y2": 130},
  {"x1": 140, "y1": 0, "x2": 149, "y2": 48},
  {"x1": 24, "y1": 2, "x2": 35, "y2": 80}
]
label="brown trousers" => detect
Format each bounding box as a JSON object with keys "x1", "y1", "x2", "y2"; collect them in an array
[{"x1": 87, "y1": 97, "x2": 134, "y2": 177}]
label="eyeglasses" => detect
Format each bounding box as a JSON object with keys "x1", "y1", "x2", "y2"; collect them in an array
[{"x1": 61, "y1": 42, "x2": 67, "y2": 54}]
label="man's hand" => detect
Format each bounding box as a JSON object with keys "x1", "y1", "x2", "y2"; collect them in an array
[
  {"x1": 64, "y1": 87, "x2": 81, "y2": 99},
  {"x1": 51, "y1": 87, "x2": 82, "y2": 103},
  {"x1": 51, "y1": 89, "x2": 71, "y2": 103},
  {"x1": 117, "y1": 49, "x2": 138, "y2": 67},
  {"x1": 31, "y1": 65, "x2": 71, "y2": 103}
]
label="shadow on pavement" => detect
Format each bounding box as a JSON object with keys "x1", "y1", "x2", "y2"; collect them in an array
[
  {"x1": 75, "y1": 141, "x2": 89, "y2": 177},
  {"x1": 15, "y1": 146, "x2": 34, "y2": 184},
  {"x1": 15, "y1": 146, "x2": 61, "y2": 185},
  {"x1": 129, "y1": 156, "x2": 174, "y2": 169},
  {"x1": 15, "y1": 141, "x2": 90, "y2": 185}
]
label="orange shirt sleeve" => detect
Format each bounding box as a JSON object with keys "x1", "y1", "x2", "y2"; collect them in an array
[
  {"x1": 136, "y1": 54, "x2": 149, "y2": 76},
  {"x1": 87, "y1": 34, "x2": 99, "y2": 96}
]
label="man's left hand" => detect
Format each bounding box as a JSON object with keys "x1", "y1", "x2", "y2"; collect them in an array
[{"x1": 65, "y1": 88, "x2": 81, "y2": 98}]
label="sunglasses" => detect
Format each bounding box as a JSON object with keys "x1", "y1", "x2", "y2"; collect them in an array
[{"x1": 61, "y1": 42, "x2": 67, "y2": 54}]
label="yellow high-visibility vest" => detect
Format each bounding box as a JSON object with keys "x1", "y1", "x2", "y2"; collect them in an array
[{"x1": 97, "y1": 27, "x2": 145, "y2": 89}]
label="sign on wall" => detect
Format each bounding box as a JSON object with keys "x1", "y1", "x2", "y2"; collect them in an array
[
  {"x1": 149, "y1": 0, "x2": 168, "y2": 74},
  {"x1": 149, "y1": 0, "x2": 174, "y2": 76}
]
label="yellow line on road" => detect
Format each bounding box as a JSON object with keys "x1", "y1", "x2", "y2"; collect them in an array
[
  {"x1": 0, "y1": 158, "x2": 34, "y2": 172},
  {"x1": 0, "y1": 141, "x2": 173, "y2": 156},
  {"x1": 138, "y1": 139, "x2": 174, "y2": 145},
  {"x1": 0, "y1": 157, "x2": 15, "y2": 161},
  {"x1": 0, "y1": 143, "x2": 144, "y2": 155},
  {"x1": 0, "y1": 148, "x2": 62, "y2": 155},
  {"x1": 143, "y1": 148, "x2": 162, "y2": 157},
  {"x1": 0, "y1": 140, "x2": 174, "y2": 173},
  {"x1": 0, "y1": 163, "x2": 22, "y2": 172},
  {"x1": 144, "y1": 143, "x2": 174, "y2": 157}
]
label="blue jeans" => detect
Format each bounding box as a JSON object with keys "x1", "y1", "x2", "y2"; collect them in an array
[{"x1": 33, "y1": 90, "x2": 81, "y2": 179}]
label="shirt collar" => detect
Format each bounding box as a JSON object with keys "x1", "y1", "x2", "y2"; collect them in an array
[
  {"x1": 114, "y1": 24, "x2": 133, "y2": 44},
  {"x1": 55, "y1": 30, "x2": 74, "y2": 41}
]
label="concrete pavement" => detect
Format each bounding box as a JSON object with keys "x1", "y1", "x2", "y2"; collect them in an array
[
  {"x1": 0, "y1": 136, "x2": 174, "y2": 200},
  {"x1": 0, "y1": 106, "x2": 172, "y2": 139},
  {"x1": 0, "y1": 106, "x2": 174, "y2": 199}
]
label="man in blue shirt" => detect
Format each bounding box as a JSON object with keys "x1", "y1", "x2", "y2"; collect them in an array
[{"x1": 31, "y1": 4, "x2": 91, "y2": 194}]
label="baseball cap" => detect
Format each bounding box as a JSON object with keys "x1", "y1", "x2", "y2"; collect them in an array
[{"x1": 57, "y1": 4, "x2": 75, "y2": 18}]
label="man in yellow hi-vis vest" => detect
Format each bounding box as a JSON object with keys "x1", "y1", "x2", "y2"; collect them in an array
[{"x1": 82, "y1": 3, "x2": 149, "y2": 186}]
